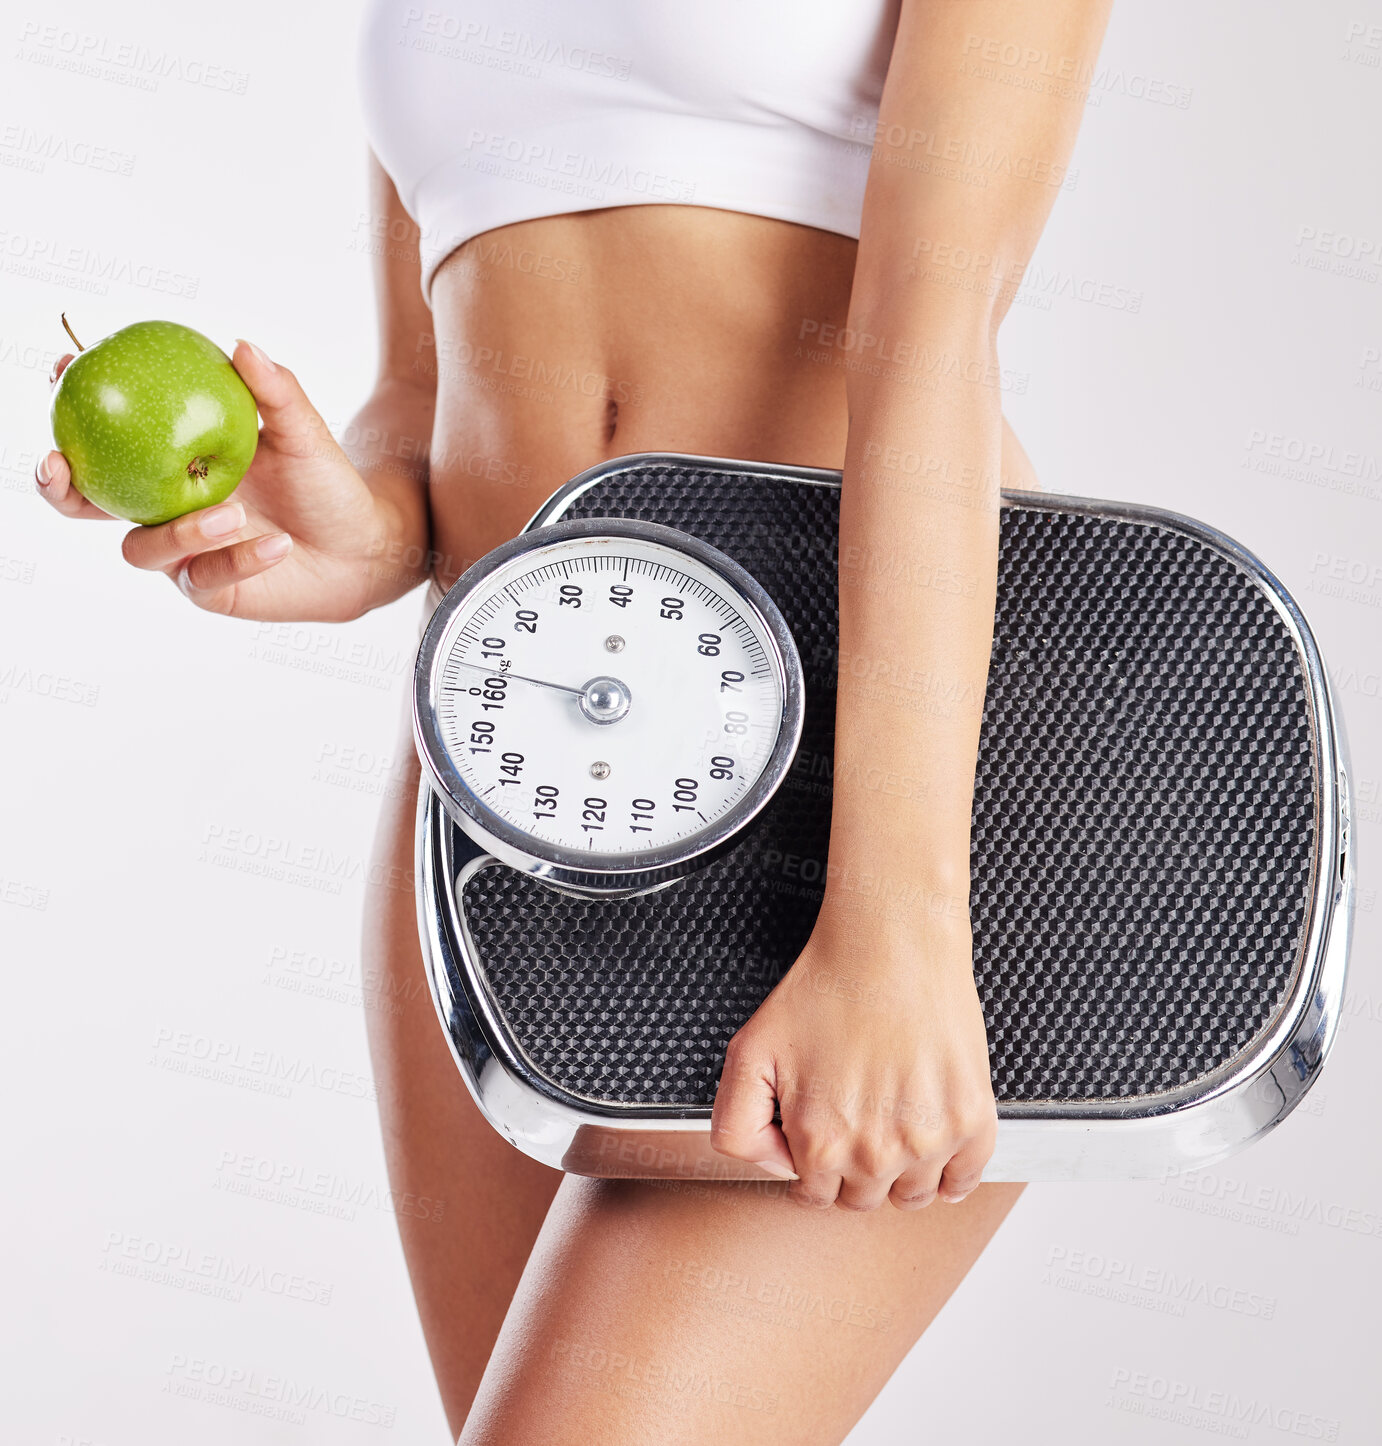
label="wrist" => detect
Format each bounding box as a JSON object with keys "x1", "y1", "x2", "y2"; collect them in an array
[
  {"x1": 813, "y1": 868, "x2": 972, "y2": 954},
  {"x1": 352, "y1": 490, "x2": 431, "y2": 615},
  {"x1": 815, "y1": 832, "x2": 972, "y2": 916}
]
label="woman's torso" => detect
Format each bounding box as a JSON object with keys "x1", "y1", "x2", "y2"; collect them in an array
[
  {"x1": 424, "y1": 207, "x2": 857, "y2": 583},
  {"x1": 358, "y1": 0, "x2": 901, "y2": 583}
]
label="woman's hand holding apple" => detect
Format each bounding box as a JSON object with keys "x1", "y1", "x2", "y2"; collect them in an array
[{"x1": 37, "y1": 340, "x2": 417, "y2": 623}]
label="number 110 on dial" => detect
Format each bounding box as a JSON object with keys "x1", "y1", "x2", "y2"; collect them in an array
[{"x1": 414, "y1": 518, "x2": 805, "y2": 895}]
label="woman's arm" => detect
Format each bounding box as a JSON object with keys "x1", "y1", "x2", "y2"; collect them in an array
[
  {"x1": 340, "y1": 154, "x2": 437, "y2": 602},
  {"x1": 712, "y1": 0, "x2": 1113, "y2": 1209}
]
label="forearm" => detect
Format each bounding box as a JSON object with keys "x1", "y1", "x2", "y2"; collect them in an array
[
  {"x1": 342, "y1": 377, "x2": 435, "y2": 609},
  {"x1": 817, "y1": 0, "x2": 1112, "y2": 950},
  {"x1": 823, "y1": 313, "x2": 1002, "y2": 936}
]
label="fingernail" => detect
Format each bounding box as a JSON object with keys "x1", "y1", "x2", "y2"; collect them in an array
[
  {"x1": 235, "y1": 338, "x2": 275, "y2": 371},
  {"x1": 256, "y1": 532, "x2": 293, "y2": 561},
  {"x1": 940, "y1": 1192, "x2": 968, "y2": 1204},
  {"x1": 35, "y1": 454, "x2": 51, "y2": 487},
  {"x1": 753, "y1": 1160, "x2": 799, "y2": 1182},
  {"x1": 199, "y1": 502, "x2": 244, "y2": 538}
]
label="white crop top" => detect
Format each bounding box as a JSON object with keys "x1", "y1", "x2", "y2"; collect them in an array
[{"x1": 358, "y1": 0, "x2": 901, "y2": 302}]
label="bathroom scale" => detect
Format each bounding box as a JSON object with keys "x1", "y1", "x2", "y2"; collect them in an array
[{"x1": 411, "y1": 453, "x2": 1353, "y2": 1182}]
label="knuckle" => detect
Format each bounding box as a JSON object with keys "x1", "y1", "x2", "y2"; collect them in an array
[
  {"x1": 849, "y1": 1136, "x2": 896, "y2": 1180},
  {"x1": 898, "y1": 1134, "x2": 926, "y2": 1164},
  {"x1": 790, "y1": 1189, "x2": 836, "y2": 1211},
  {"x1": 946, "y1": 1156, "x2": 986, "y2": 1183},
  {"x1": 125, "y1": 518, "x2": 182, "y2": 568},
  {"x1": 961, "y1": 1096, "x2": 997, "y2": 1131},
  {"x1": 960, "y1": 1118, "x2": 997, "y2": 1158},
  {"x1": 55, "y1": 485, "x2": 87, "y2": 517},
  {"x1": 718, "y1": 1042, "x2": 755, "y2": 1088},
  {"x1": 182, "y1": 550, "x2": 224, "y2": 594},
  {"x1": 709, "y1": 1137, "x2": 749, "y2": 1164},
  {"x1": 788, "y1": 1127, "x2": 844, "y2": 1175},
  {"x1": 707, "y1": 1120, "x2": 746, "y2": 1157},
  {"x1": 167, "y1": 512, "x2": 201, "y2": 548},
  {"x1": 901, "y1": 1128, "x2": 947, "y2": 1163},
  {"x1": 891, "y1": 1188, "x2": 936, "y2": 1210},
  {"x1": 943, "y1": 1174, "x2": 982, "y2": 1199}
]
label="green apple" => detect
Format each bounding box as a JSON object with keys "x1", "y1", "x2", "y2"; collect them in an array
[{"x1": 50, "y1": 319, "x2": 259, "y2": 526}]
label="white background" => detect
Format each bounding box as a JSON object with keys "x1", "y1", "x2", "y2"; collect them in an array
[{"x1": 2, "y1": 2, "x2": 1379, "y2": 1442}]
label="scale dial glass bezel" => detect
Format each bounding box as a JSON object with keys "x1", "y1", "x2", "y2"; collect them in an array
[{"x1": 413, "y1": 517, "x2": 805, "y2": 895}]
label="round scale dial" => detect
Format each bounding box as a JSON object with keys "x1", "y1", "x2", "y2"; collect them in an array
[{"x1": 414, "y1": 518, "x2": 804, "y2": 895}]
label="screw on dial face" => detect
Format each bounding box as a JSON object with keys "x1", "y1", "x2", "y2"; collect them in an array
[{"x1": 415, "y1": 520, "x2": 803, "y2": 891}]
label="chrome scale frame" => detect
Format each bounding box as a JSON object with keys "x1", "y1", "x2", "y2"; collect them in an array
[{"x1": 414, "y1": 453, "x2": 1354, "y2": 1182}]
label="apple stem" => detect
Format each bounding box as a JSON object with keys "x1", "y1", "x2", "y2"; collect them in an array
[{"x1": 60, "y1": 313, "x2": 85, "y2": 352}]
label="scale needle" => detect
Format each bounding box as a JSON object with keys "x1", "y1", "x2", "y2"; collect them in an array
[{"x1": 447, "y1": 658, "x2": 584, "y2": 697}]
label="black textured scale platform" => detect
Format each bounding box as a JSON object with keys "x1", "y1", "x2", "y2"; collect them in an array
[{"x1": 456, "y1": 462, "x2": 1318, "y2": 1107}]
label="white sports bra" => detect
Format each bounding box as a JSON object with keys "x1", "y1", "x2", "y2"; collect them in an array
[{"x1": 358, "y1": 0, "x2": 901, "y2": 302}]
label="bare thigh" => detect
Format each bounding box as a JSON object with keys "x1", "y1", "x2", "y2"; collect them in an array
[
  {"x1": 459, "y1": 1175, "x2": 1025, "y2": 1445},
  {"x1": 362, "y1": 693, "x2": 562, "y2": 1437}
]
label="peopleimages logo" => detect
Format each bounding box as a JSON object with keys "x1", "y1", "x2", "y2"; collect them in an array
[
  {"x1": 0, "y1": 124, "x2": 136, "y2": 176},
  {"x1": 865, "y1": 121, "x2": 1078, "y2": 191},
  {"x1": 461, "y1": 130, "x2": 697, "y2": 202},
  {"x1": 100, "y1": 1230, "x2": 334, "y2": 1307},
  {"x1": 150, "y1": 1026, "x2": 378, "y2": 1103},
  {"x1": 1157, "y1": 1166, "x2": 1382, "y2": 1239},
  {"x1": 1240, "y1": 428, "x2": 1382, "y2": 502},
  {"x1": 15, "y1": 22, "x2": 250, "y2": 94},
  {"x1": 1042, "y1": 1246, "x2": 1277, "y2": 1321},
  {"x1": 1106, "y1": 1369, "x2": 1340, "y2": 1442},
  {"x1": 399, "y1": 7, "x2": 633, "y2": 80},
  {"x1": 163, "y1": 1355, "x2": 396, "y2": 1428},
  {"x1": 213, "y1": 1148, "x2": 446, "y2": 1224},
  {"x1": 1293, "y1": 224, "x2": 1381, "y2": 283},
  {"x1": 0, "y1": 229, "x2": 198, "y2": 298},
  {"x1": 958, "y1": 33, "x2": 1193, "y2": 110},
  {"x1": 0, "y1": 661, "x2": 100, "y2": 707}
]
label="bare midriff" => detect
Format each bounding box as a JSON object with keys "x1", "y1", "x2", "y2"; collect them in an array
[{"x1": 423, "y1": 204, "x2": 858, "y2": 588}]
